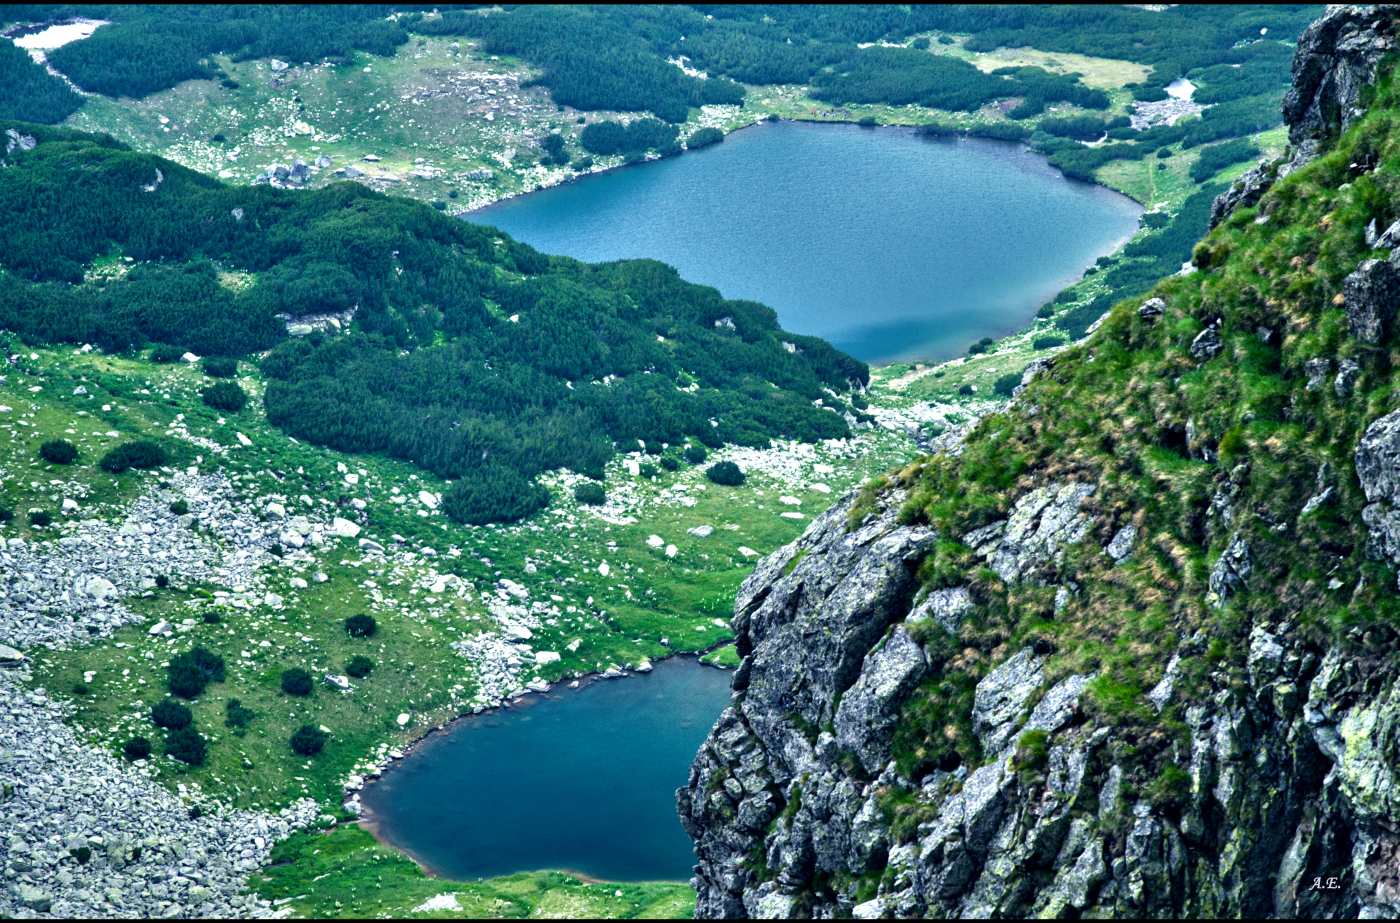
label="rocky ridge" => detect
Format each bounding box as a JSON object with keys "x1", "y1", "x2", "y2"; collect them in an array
[
  {"x1": 0, "y1": 663, "x2": 318, "y2": 918},
  {"x1": 0, "y1": 468, "x2": 339, "y2": 918},
  {"x1": 1211, "y1": 4, "x2": 1399, "y2": 229},
  {"x1": 681, "y1": 6, "x2": 1400, "y2": 918},
  {"x1": 0, "y1": 470, "x2": 308, "y2": 650}
]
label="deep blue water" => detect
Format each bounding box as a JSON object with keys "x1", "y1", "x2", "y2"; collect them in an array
[
  {"x1": 473, "y1": 121, "x2": 1142, "y2": 363},
  {"x1": 359, "y1": 658, "x2": 732, "y2": 882},
  {"x1": 365, "y1": 125, "x2": 1145, "y2": 884}
]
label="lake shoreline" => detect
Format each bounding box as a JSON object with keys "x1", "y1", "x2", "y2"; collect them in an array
[
  {"x1": 468, "y1": 118, "x2": 1141, "y2": 365},
  {"x1": 460, "y1": 111, "x2": 1155, "y2": 222},
  {"x1": 351, "y1": 647, "x2": 735, "y2": 883},
  {"x1": 355, "y1": 103, "x2": 1140, "y2": 889}
]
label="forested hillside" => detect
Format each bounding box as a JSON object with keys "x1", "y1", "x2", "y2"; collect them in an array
[
  {"x1": 4, "y1": 6, "x2": 1317, "y2": 126},
  {"x1": 0, "y1": 122, "x2": 865, "y2": 523},
  {"x1": 0, "y1": 36, "x2": 80, "y2": 122},
  {"x1": 5, "y1": 5, "x2": 408, "y2": 98}
]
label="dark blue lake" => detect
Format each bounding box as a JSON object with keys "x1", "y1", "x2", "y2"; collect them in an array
[
  {"x1": 359, "y1": 658, "x2": 732, "y2": 882},
  {"x1": 473, "y1": 120, "x2": 1142, "y2": 363},
  {"x1": 366, "y1": 125, "x2": 1145, "y2": 885}
]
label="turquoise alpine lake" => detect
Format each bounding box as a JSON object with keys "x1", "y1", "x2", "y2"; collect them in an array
[
  {"x1": 364, "y1": 124, "x2": 1146, "y2": 885},
  {"x1": 473, "y1": 120, "x2": 1143, "y2": 363},
  {"x1": 359, "y1": 657, "x2": 733, "y2": 882}
]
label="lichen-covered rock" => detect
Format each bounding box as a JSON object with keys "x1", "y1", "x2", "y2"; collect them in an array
[
  {"x1": 1137, "y1": 296, "x2": 1166, "y2": 322},
  {"x1": 1190, "y1": 324, "x2": 1224, "y2": 361},
  {"x1": 834, "y1": 627, "x2": 928, "y2": 774},
  {"x1": 1355, "y1": 408, "x2": 1400, "y2": 574},
  {"x1": 907, "y1": 585, "x2": 974, "y2": 632},
  {"x1": 1208, "y1": 534, "x2": 1252, "y2": 605},
  {"x1": 1344, "y1": 257, "x2": 1400, "y2": 345},
  {"x1": 1284, "y1": 5, "x2": 1399, "y2": 150},
  {"x1": 967, "y1": 482, "x2": 1095, "y2": 584},
  {"x1": 971, "y1": 648, "x2": 1045, "y2": 754},
  {"x1": 1334, "y1": 357, "x2": 1362, "y2": 398},
  {"x1": 684, "y1": 481, "x2": 1400, "y2": 919},
  {"x1": 679, "y1": 493, "x2": 935, "y2": 919},
  {"x1": 1105, "y1": 522, "x2": 1138, "y2": 562},
  {"x1": 1209, "y1": 160, "x2": 1279, "y2": 229},
  {"x1": 1305, "y1": 356, "x2": 1332, "y2": 391}
]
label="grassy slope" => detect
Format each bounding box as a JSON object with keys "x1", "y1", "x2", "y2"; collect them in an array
[
  {"x1": 882, "y1": 63, "x2": 1400, "y2": 828},
  {"x1": 60, "y1": 29, "x2": 1280, "y2": 214},
  {"x1": 16, "y1": 342, "x2": 912, "y2": 812},
  {"x1": 253, "y1": 825, "x2": 693, "y2": 919},
  {"x1": 4, "y1": 333, "x2": 918, "y2": 916}
]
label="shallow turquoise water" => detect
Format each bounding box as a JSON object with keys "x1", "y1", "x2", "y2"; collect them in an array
[
  {"x1": 359, "y1": 658, "x2": 733, "y2": 882},
  {"x1": 473, "y1": 121, "x2": 1142, "y2": 363}
]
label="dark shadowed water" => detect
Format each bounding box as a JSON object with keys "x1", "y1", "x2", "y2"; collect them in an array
[
  {"x1": 473, "y1": 120, "x2": 1142, "y2": 363},
  {"x1": 359, "y1": 658, "x2": 733, "y2": 882}
]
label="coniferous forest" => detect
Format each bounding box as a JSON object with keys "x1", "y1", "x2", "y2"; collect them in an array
[
  {"x1": 0, "y1": 123, "x2": 866, "y2": 524},
  {"x1": 5, "y1": 5, "x2": 1318, "y2": 129}
]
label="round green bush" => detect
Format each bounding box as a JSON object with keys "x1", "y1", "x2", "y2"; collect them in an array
[
  {"x1": 705, "y1": 461, "x2": 746, "y2": 486},
  {"x1": 150, "y1": 344, "x2": 184, "y2": 363},
  {"x1": 660, "y1": 455, "x2": 680, "y2": 472},
  {"x1": 151, "y1": 698, "x2": 193, "y2": 730},
  {"x1": 189, "y1": 646, "x2": 225, "y2": 681},
  {"x1": 164, "y1": 726, "x2": 207, "y2": 766},
  {"x1": 100, "y1": 440, "x2": 168, "y2": 474},
  {"x1": 166, "y1": 646, "x2": 224, "y2": 699},
  {"x1": 345, "y1": 655, "x2": 374, "y2": 678},
  {"x1": 683, "y1": 444, "x2": 708, "y2": 465},
  {"x1": 28, "y1": 510, "x2": 52, "y2": 528},
  {"x1": 39, "y1": 439, "x2": 78, "y2": 465},
  {"x1": 993, "y1": 373, "x2": 1022, "y2": 398},
  {"x1": 0, "y1": 505, "x2": 12, "y2": 525},
  {"x1": 202, "y1": 356, "x2": 238, "y2": 378},
  {"x1": 687, "y1": 127, "x2": 724, "y2": 149},
  {"x1": 344, "y1": 614, "x2": 377, "y2": 638},
  {"x1": 290, "y1": 724, "x2": 328, "y2": 756},
  {"x1": 201, "y1": 381, "x2": 248, "y2": 413},
  {"x1": 225, "y1": 698, "x2": 255, "y2": 732},
  {"x1": 442, "y1": 465, "x2": 549, "y2": 525},
  {"x1": 281, "y1": 667, "x2": 313, "y2": 697},
  {"x1": 168, "y1": 499, "x2": 189, "y2": 516},
  {"x1": 167, "y1": 662, "x2": 208, "y2": 699},
  {"x1": 123, "y1": 736, "x2": 152, "y2": 761},
  {"x1": 573, "y1": 482, "x2": 606, "y2": 506}
]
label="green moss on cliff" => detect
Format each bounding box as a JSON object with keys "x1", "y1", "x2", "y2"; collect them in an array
[{"x1": 890, "y1": 60, "x2": 1400, "y2": 787}]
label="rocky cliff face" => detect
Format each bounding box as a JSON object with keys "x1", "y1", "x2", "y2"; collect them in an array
[
  {"x1": 1212, "y1": 4, "x2": 1399, "y2": 228},
  {"x1": 681, "y1": 6, "x2": 1400, "y2": 918}
]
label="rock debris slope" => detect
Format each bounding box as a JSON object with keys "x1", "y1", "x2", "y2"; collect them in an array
[{"x1": 681, "y1": 5, "x2": 1400, "y2": 918}]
